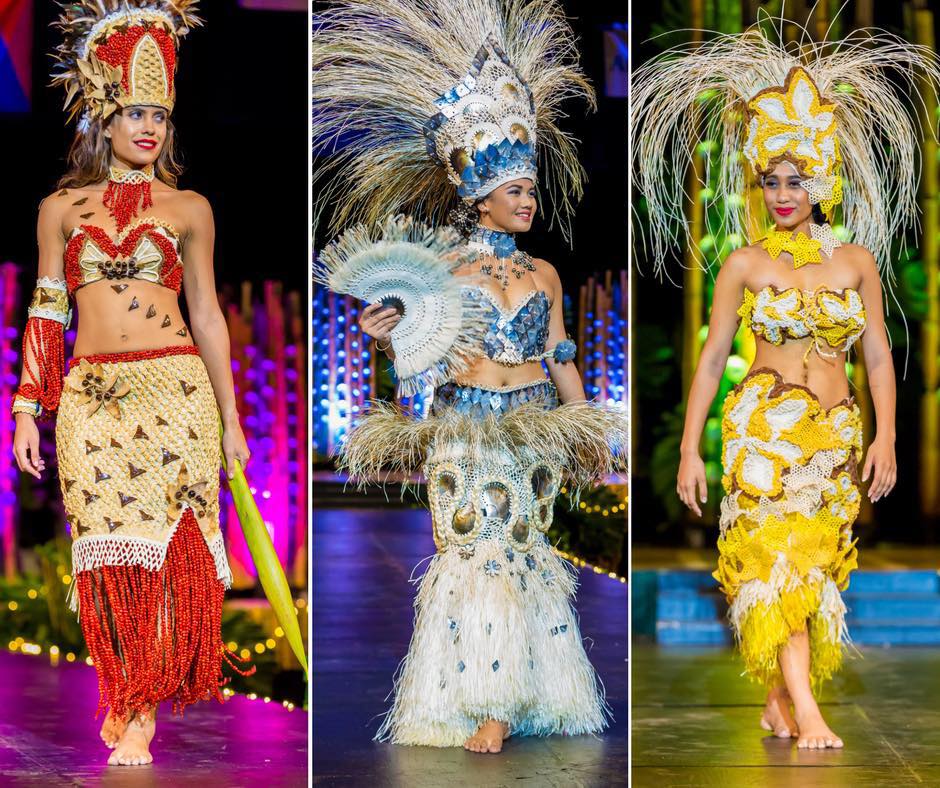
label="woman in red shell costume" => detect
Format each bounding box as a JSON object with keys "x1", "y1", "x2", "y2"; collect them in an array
[{"x1": 12, "y1": 1, "x2": 252, "y2": 767}]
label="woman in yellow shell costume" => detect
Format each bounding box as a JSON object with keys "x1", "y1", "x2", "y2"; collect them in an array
[
  {"x1": 631, "y1": 21, "x2": 940, "y2": 749},
  {"x1": 11, "y1": 1, "x2": 251, "y2": 767}
]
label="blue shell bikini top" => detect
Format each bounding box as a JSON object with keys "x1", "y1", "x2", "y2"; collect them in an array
[
  {"x1": 466, "y1": 287, "x2": 576, "y2": 366},
  {"x1": 432, "y1": 288, "x2": 569, "y2": 419}
]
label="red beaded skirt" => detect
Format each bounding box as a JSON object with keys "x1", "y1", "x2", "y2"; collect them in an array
[{"x1": 57, "y1": 346, "x2": 252, "y2": 720}]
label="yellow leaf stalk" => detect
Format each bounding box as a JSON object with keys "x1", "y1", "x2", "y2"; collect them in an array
[{"x1": 220, "y1": 426, "x2": 308, "y2": 675}]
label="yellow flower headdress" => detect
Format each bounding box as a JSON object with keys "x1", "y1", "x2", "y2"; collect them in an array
[
  {"x1": 743, "y1": 66, "x2": 842, "y2": 215},
  {"x1": 630, "y1": 15, "x2": 940, "y2": 283}
]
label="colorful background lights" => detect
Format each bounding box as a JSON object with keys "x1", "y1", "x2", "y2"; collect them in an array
[
  {"x1": 222, "y1": 282, "x2": 308, "y2": 589},
  {"x1": 578, "y1": 270, "x2": 628, "y2": 407},
  {"x1": 312, "y1": 288, "x2": 374, "y2": 457},
  {"x1": 0, "y1": 264, "x2": 20, "y2": 580}
]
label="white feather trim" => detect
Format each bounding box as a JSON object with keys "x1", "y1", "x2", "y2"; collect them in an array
[{"x1": 374, "y1": 539, "x2": 609, "y2": 746}]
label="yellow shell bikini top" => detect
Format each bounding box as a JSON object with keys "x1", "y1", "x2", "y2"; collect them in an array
[{"x1": 737, "y1": 284, "x2": 867, "y2": 359}]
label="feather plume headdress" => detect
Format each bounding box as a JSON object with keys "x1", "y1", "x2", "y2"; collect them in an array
[
  {"x1": 311, "y1": 0, "x2": 595, "y2": 235},
  {"x1": 631, "y1": 14, "x2": 940, "y2": 280},
  {"x1": 52, "y1": 0, "x2": 202, "y2": 131}
]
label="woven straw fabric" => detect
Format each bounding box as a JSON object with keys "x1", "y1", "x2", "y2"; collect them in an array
[
  {"x1": 128, "y1": 35, "x2": 172, "y2": 108},
  {"x1": 57, "y1": 350, "x2": 221, "y2": 550}
]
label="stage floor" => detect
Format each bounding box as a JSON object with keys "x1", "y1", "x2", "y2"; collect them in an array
[
  {"x1": 633, "y1": 644, "x2": 940, "y2": 786},
  {"x1": 0, "y1": 651, "x2": 307, "y2": 787},
  {"x1": 313, "y1": 506, "x2": 628, "y2": 787}
]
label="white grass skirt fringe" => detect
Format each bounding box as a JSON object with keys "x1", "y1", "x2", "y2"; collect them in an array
[{"x1": 374, "y1": 538, "x2": 609, "y2": 746}]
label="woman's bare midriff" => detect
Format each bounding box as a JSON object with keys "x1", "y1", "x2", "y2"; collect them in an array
[
  {"x1": 455, "y1": 357, "x2": 546, "y2": 390},
  {"x1": 72, "y1": 279, "x2": 193, "y2": 357},
  {"x1": 751, "y1": 337, "x2": 851, "y2": 410}
]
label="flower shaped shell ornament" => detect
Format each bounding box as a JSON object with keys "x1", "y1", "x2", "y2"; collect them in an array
[
  {"x1": 165, "y1": 463, "x2": 210, "y2": 524},
  {"x1": 67, "y1": 360, "x2": 131, "y2": 420},
  {"x1": 74, "y1": 52, "x2": 127, "y2": 122}
]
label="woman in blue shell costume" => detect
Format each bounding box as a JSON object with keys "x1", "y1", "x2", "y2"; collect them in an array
[{"x1": 313, "y1": 0, "x2": 627, "y2": 753}]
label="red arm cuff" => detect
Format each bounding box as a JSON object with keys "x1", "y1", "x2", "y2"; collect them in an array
[{"x1": 15, "y1": 317, "x2": 66, "y2": 418}]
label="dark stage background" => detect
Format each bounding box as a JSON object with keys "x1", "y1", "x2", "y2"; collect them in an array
[
  {"x1": 2, "y1": 1, "x2": 308, "y2": 286},
  {"x1": 632, "y1": 0, "x2": 940, "y2": 548}
]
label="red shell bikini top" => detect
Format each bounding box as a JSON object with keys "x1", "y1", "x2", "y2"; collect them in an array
[{"x1": 64, "y1": 219, "x2": 184, "y2": 296}]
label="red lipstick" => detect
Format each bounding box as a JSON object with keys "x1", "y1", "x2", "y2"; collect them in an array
[{"x1": 775, "y1": 206, "x2": 795, "y2": 217}]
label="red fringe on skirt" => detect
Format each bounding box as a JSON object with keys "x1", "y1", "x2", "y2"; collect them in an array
[{"x1": 76, "y1": 511, "x2": 253, "y2": 721}]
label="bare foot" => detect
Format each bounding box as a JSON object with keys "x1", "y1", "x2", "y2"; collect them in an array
[
  {"x1": 795, "y1": 707, "x2": 843, "y2": 749},
  {"x1": 99, "y1": 710, "x2": 127, "y2": 749},
  {"x1": 463, "y1": 720, "x2": 510, "y2": 754},
  {"x1": 107, "y1": 712, "x2": 156, "y2": 766},
  {"x1": 760, "y1": 686, "x2": 798, "y2": 738}
]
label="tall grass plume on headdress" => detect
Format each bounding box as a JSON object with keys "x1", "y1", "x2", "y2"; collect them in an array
[
  {"x1": 312, "y1": 0, "x2": 595, "y2": 237},
  {"x1": 630, "y1": 11, "x2": 940, "y2": 284}
]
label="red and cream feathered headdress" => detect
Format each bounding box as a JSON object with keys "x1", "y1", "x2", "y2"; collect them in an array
[{"x1": 52, "y1": 1, "x2": 202, "y2": 131}]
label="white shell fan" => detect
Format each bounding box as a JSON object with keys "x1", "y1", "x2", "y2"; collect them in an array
[{"x1": 315, "y1": 215, "x2": 488, "y2": 396}]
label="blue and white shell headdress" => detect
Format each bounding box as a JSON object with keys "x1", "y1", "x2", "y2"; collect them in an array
[
  {"x1": 424, "y1": 35, "x2": 538, "y2": 202},
  {"x1": 312, "y1": 0, "x2": 594, "y2": 237}
]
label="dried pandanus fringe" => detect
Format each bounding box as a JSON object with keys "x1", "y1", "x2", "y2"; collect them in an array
[
  {"x1": 312, "y1": 0, "x2": 595, "y2": 237},
  {"x1": 631, "y1": 13, "x2": 940, "y2": 282},
  {"x1": 339, "y1": 399, "x2": 628, "y2": 497},
  {"x1": 336, "y1": 399, "x2": 441, "y2": 489}
]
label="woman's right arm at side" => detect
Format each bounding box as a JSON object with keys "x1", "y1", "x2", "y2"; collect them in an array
[
  {"x1": 12, "y1": 194, "x2": 68, "y2": 479},
  {"x1": 676, "y1": 250, "x2": 749, "y2": 516}
]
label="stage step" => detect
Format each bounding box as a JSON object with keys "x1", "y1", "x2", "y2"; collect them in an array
[
  {"x1": 653, "y1": 570, "x2": 730, "y2": 646},
  {"x1": 657, "y1": 618, "x2": 730, "y2": 646},
  {"x1": 312, "y1": 478, "x2": 427, "y2": 509},
  {"x1": 847, "y1": 570, "x2": 939, "y2": 594},
  {"x1": 646, "y1": 569, "x2": 940, "y2": 647},
  {"x1": 844, "y1": 593, "x2": 940, "y2": 621},
  {"x1": 657, "y1": 588, "x2": 724, "y2": 620},
  {"x1": 849, "y1": 621, "x2": 940, "y2": 646}
]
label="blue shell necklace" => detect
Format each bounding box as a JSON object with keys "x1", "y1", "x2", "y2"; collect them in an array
[{"x1": 468, "y1": 225, "x2": 536, "y2": 290}]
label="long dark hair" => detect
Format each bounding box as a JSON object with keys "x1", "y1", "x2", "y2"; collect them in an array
[
  {"x1": 811, "y1": 203, "x2": 829, "y2": 224},
  {"x1": 58, "y1": 112, "x2": 184, "y2": 189}
]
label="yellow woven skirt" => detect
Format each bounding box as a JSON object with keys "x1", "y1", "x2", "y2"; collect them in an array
[
  {"x1": 56, "y1": 345, "x2": 247, "y2": 719},
  {"x1": 714, "y1": 367, "x2": 862, "y2": 689}
]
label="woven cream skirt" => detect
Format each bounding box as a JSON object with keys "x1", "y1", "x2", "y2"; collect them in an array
[{"x1": 56, "y1": 345, "x2": 247, "y2": 719}]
